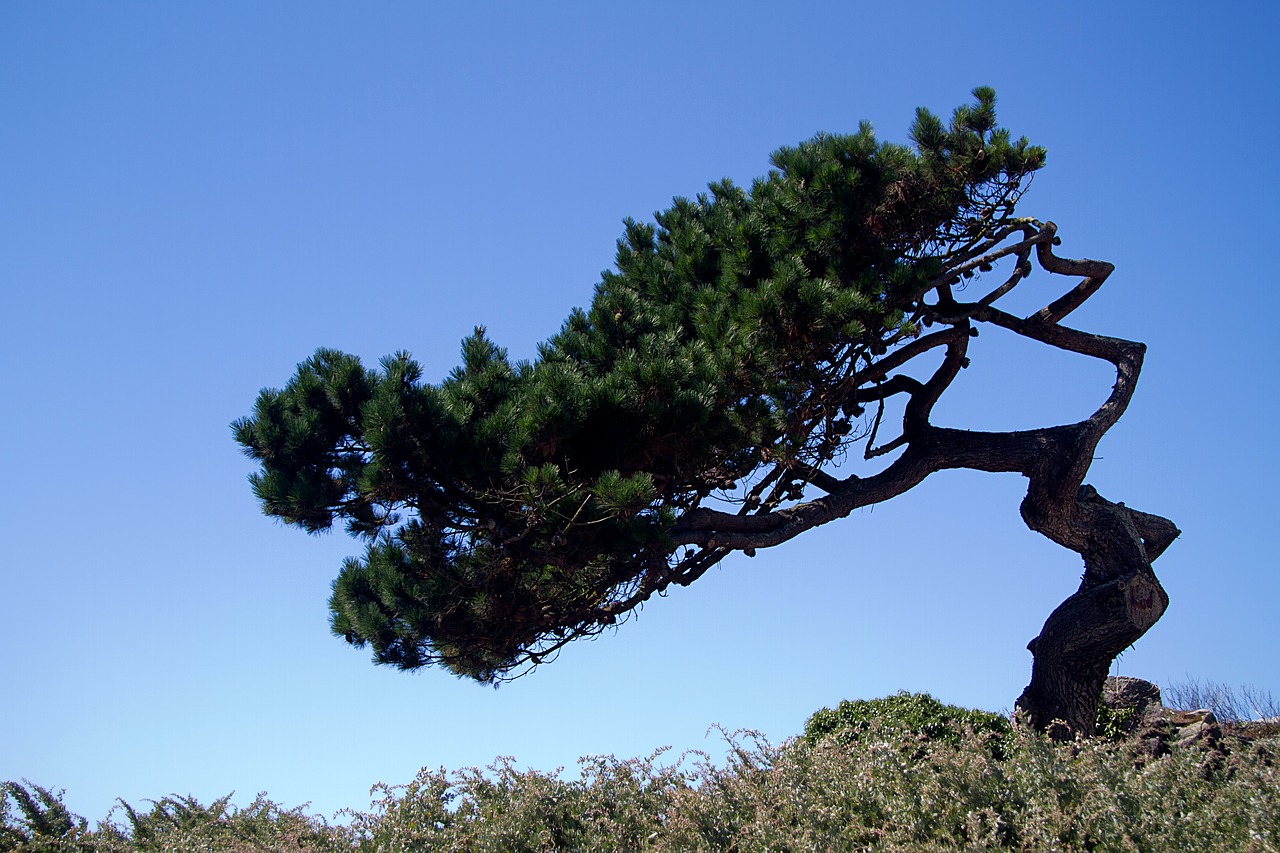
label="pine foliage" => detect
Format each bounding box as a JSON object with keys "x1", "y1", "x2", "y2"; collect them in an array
[{"x1": 234, "y1": 89, "x2": 1046, "y2": 680}]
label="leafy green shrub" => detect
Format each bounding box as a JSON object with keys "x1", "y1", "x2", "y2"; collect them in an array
[
  {"x1": 344, "y1": 750, "x2": 695, "y2": 852},
  {"x1": 92, "y1": 793, "x2": 338, "y2": 853},
  {"x1": 1, "y1": 781, "x2": 90, "y2": 852},
  {"x1": 801, "y1": 691, "x2": 1011, "y2": 751},
  {"x1": 11, "y1": 692, "x2": 1280, "y2": 851},
  {"x1": 1095, "y1": 700, "x2": 1138, "y2": 742}
]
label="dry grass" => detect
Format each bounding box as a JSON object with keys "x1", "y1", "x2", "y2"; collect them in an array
[{"x1": 1164, "y1": 678, "x2": 1280, "y2": 723}]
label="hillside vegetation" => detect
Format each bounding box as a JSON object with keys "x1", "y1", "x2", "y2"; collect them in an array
[{"x1": 5, "y1": 691, "x2": 1278, "y2": 851}]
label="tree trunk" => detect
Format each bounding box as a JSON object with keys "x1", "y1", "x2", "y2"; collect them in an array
[
  {"x1": 1014, "y1": 485, "x2": 1176, "y2": 738},
  {"x1": 1016, "y1": 569, "x2": 1168, "y2": 737}
]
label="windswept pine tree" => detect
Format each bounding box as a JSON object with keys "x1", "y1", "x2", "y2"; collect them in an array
[{"x1": 235, "y1": 89, "x2": 1178, "y2": 737}]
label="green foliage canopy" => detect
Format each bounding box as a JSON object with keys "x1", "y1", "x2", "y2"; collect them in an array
[{"x1": 235, "y1": 89, "x2": 1045, "y2": 680}]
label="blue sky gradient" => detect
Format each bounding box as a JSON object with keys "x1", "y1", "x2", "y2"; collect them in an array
[{"x1": 2, "y1": 1, "x2": 1277, "y2": 824}]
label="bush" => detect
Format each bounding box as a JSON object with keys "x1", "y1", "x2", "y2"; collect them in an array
[
  {"x1": 1095, "y1": 700, "x2": 1138, "y2": 742},
  {"x1": 801, "y1": 691, "x2": 1011, "y2": 751},
  {"x1": 343, "y1": 751, "x2": 693, "y2": 852},
  {"x1": 0, "y1": 781, "x2": 90, "y2": 852},
  {"x1": 8, "y1": 690, "x2": 1279, "y2": 851},
  {"x1": 93, "y1": 792, "x2": 337, "y2": 852}
]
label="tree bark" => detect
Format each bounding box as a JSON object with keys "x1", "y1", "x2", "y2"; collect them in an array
[
  {"x1": 1017, "y1": 566, "x2": 1169, "y2": 737},
  {"x1": 1015, "y1": 486, "x2": 1178, "y2": 736}
]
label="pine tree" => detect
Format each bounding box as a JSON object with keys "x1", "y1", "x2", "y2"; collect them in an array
[{"x1": 234, "y1": 89, "x2": 1178, "y2": 737}]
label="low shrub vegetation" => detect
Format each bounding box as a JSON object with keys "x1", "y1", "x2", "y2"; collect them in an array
[
  {"x1": 800, "y1": 691, "x2": 1012, "y2": 751},
  {"x1": 6, "y1": 690, "x2": 1278, "y2": 851}
]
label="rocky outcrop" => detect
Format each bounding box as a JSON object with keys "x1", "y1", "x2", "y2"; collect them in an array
[
  {"x1": 1095, "y1": 676, "x2": 1276, "y2": 774},
  {"x1": 1100, "y1": 677, "x2": 1221, "y2": 756}
]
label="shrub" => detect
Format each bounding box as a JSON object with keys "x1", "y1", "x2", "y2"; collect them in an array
[
  {"x1": 343, "y1": 750, "x2": 694, "y2": 852},
  {"x1": 1095, "y1": 700, "x2": 1138, "y2": 742},
  {"x1": 801, "y1": 691, "x2": 1011, "y2": 751},
  {"x1": 9, "y1": 690, "x2": 1279, "y2": 851},
  {"x1": 0, "y1": 781, "x2": 90, "y2": 852}
]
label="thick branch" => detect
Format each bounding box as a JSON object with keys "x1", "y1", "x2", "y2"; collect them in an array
[{"x1": 672, "y1": 424, "x2": 1062, "y2": 549}]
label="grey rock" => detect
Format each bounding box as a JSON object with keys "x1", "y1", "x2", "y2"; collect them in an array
[
  {"x1": 1170, "y1": 708, "x2": 1216, "y2": 726},
  {"x1": 1103, "y1": 676, "x2": 1164, "y2": 726},
  {"x1": 1175, "y1": 721, "x2": 1209, "y2": 745}
]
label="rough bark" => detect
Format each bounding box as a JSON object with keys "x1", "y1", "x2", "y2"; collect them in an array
[{"x1": 1015, "y1": 487, "x2": 1178, "y2": 736}]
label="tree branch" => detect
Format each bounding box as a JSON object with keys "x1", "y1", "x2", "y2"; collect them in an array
[{"x1": 671, "y1": 223, "x2": 1174, "y2": 579}]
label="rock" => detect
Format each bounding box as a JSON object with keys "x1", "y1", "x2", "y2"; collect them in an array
[
  {"x1": 1103, "y1": 676, "x2": 1164, "y2": 725},
  {"x1": 1102, "y1": 677, "x2": 1166, "y2": 737},
  {"x1": 1231, "y1": 717, "x2": 1280, "y2": 740},
  {"x1": 1134, "y1": 722, "x2": 1172, "y2": 759},
  {"x1": 1169, "y1": 708, "x2": 1216, "y2": 726},
  {"x1": 1175, "y1": 720, "x2": 1212, "y2": 746}
]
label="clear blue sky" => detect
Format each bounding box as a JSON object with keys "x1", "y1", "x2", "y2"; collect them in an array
[{"x1": 3, "y1": 1, "x2": 1276, "y2": 826}]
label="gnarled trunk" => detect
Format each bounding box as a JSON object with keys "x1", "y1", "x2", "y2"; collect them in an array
[
  {"x1": 1015, "y1": 486, "x2": 1177, "y2": 738},
  {"x1": 1017, "y1": 568, "x2": 1168, "y2": 737}
]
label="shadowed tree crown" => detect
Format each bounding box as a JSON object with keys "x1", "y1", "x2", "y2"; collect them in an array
[{"x1": 235, "y1": 89, "x2": 1177, "y2": 736}]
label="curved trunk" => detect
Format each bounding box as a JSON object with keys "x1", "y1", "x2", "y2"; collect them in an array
[
  {"x1": 1015, "y1": 486, "x2": 1177, "y2": 738},
  {"x1": 1017, "y1": 568, "x2": 1168, "y2": 737}
]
